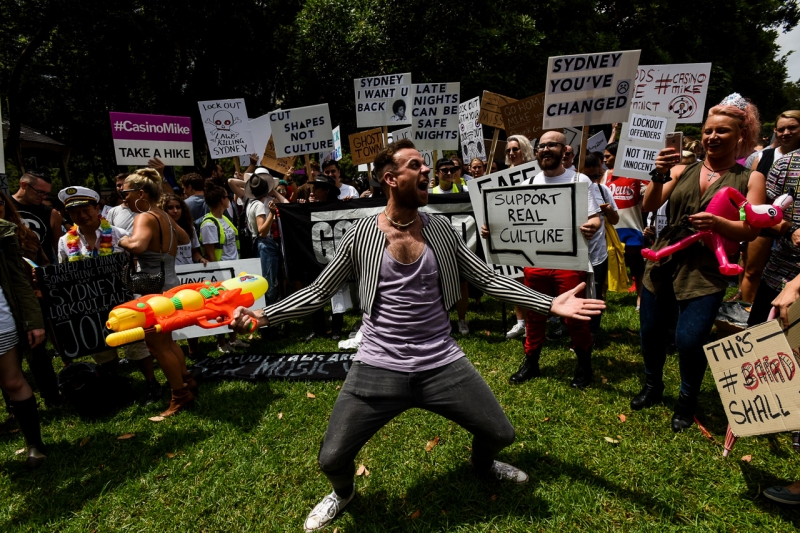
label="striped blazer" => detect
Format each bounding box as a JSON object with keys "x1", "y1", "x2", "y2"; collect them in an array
[{"x1": 263, "y1": 214, "x2": 553, "y2": 325}]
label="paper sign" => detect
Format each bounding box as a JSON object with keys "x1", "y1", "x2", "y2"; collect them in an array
[
  {"x1": 172, "y1": 258, "x2": 266, "y2": 340},
  {"x1": 479, "y1": 91, "x2": 517, "y2": 129},
  {"x1": 354, "y1": 72, "x2": 412, "y2": 127},
  {"x1": 269, "y1": 104, "x2": 334, "y2": 157},
  {"x1": 500, "y1": 92, "x2": 553, "y2": 143},
  {"x1": 459, "y1": 97, "x2": 486, "y2": 162},
  {"x1": 615, "y1": 110, "x2": 677, "y2": 180},
  {"x1": 261, "y1": 135, "x2": 297, "y2": 174},
  {"x1": 633, "y1": 63, "x2": 712, "y2": 123},
  {"x1": 543, "y1": 50, "x2": 641, "y2": 129},
  {"x1": 249, "y1": 113, "x2": 275, "y2": 160},
  {"x1": 109, "y1": 112, "x2": 194, "y2": 166},
  {"x1": 587, "y1": 131, "x2": 607, "y2": 154},
  {"x1": 198, "y1": 99, "x2": 254, "y2": 158},
  {"x1": 349, "y1": 128, "x2": 384, "y2": 166},
  {"x1": 391, "y1": 127, "x2": 433, "y2": 168},
  {"x1": 703, "y1": 317, "x2": 800, "y2": 437},
  {"x1": 410, "y1": 83, "x2": 460, "y2": 150},
  {"x1": 319, "y1": 126, "x2": 342, "y2": 163}
]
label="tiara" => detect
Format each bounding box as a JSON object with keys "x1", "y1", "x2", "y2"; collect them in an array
[{"x1": 719, "y1": 93, "x2": 748, "y2": 110}]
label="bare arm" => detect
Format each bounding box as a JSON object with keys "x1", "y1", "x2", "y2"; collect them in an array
[
  {"x1": 50, "y1": 209, "x2": 63, "y2": 253},
  {"x1": 228, "y1": 176, "x2": 246, "y2": 200},
  {"x1": 118, "y1": 214, "x2": 154, "y2": 254},
  {"x1": 689, "y1": 170, "x2": 767, "y2": 243}
]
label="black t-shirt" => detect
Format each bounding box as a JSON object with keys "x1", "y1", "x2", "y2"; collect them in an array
[{"x1": 11, "y1": 198, "x2": 55, "y2": 263}]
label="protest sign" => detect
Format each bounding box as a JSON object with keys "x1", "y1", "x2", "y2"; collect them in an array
[
  {"x1": 410, "y1": 83, "x2": 460, "y2": 150},
  {"x1": 35, "y1": 253, "x2": 133, "y2": 358},
  {"x1": 633, "y1": 63, "x2": 712, "y2": 123},
  {"x1": 703, "y1": 316, "x2": 800, "y2": 438},
  {"x1": 109, "y1": 112, "x2": 194, "y2": 166},
  {"x1": 615, "y1": 110, "x2": 677, "y2": 180},
  {"x1": 587, "y1": 131, "x2": 608, "y2": 154},
  {"x1": 543, "y1": 50, "x2": 641, "y2": 129},
  {"x1": 499, "y1": 92, "x2": 552, "y2": 143},
  {"x1": 269, "y1": 104, "x2": 334, "y2": 157},
  {"x1": 260, "y1": 135, "x2": 297, "y2": 174},
  {"x1": 348, "y1": 127, "x2": 384, "y2": 166},
  {"x1": 479, "y1": 91, "x2": 517, "y2": 129},
  {"x1": 319, "y1": 126, "x2": 342, "y2": 163},
  {"x1": 198, "y1": 99, "x2": 255, "y2": 158},
  {"x1": 172, "y1": 258, "x2": 266, "y2": 341},
  {"x1": 459, "y1": 97, "x2": 485, "y2": 161},
  {"x1": 191, "y1": 352, "x2": 355, "y2": 382},
  {"x1": 249, "y1": 113, "x2": 274, "y2": 159},
  {"x1": 354, "y1": 72, "x2": 412, "y2": 127},
  {"x1": 391, "y1": 127, "x2": 433, "y2": 168}
]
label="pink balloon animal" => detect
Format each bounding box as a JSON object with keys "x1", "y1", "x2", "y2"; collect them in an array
[{"x1": 642, "y1": 186, "x2": 794, "y2": 276}]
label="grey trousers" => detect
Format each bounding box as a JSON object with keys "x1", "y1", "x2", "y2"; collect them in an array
[{"x1": 317, "y1": 357, "x2": 516, "y2": 496}]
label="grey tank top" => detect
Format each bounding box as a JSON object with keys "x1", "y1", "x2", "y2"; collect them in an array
[
  {"x1": 138, "y1": 212, "x2": 180, "y2": 290},
  {"x1": 356, "y1": 217, "x2": 463, "y2": 372}
]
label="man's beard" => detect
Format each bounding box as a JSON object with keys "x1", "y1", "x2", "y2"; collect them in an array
[{"x1": 537, "y1": 150, "x2": 562, "y2": 170}]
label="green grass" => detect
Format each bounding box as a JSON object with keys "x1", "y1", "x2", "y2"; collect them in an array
[{"x1": 2, "y1": 292, "x2": 800, "y2": 532}]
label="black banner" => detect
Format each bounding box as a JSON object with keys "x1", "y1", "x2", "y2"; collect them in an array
[
  {"x1": 190, "y1": 352, "x2": 357, "y2": 381},
  {"x1": 279, "y1": 194, "x2": 479, "y2": 283},
  {"x1": 35, "y1": 253, "x2": 133, "y2": 358}
]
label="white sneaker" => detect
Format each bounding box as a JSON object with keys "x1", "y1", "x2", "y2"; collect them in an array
[
  {"x1": 458, "y1": 320, "x2": 469, "y2": 335},
  {"x1": 506, "y1": 322, "x2": 526, "y2": 339},
  {"x1": 229, "y1": 339, "x2": 250, "y2": 349},
  {"x1": 217, "y1": 342, "x2": 232, "y2": 354},
  {"x1": 488, "y1": 460, "x2": 529, "y2": 483},
  {"x1": 304, "y1": 490, "x2": 355, "y2": 531}
]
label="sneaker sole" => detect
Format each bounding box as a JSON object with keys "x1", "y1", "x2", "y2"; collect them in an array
[{"x1": 763, "y1": 493, "x2": 800, "y2": 505}]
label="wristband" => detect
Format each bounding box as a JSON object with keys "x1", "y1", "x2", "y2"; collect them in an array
[{"x1": 649, "y1": 168, "x2": 672, "y2": 184}]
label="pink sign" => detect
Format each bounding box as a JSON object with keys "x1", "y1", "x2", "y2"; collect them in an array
[{"x1": 109, "y1": 112, "x2": 194, "y2": 166}]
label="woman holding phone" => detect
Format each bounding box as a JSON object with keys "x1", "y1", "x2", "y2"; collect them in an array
[{"x1": 634, "y1": 94, "x2": 766, "y2": 432}]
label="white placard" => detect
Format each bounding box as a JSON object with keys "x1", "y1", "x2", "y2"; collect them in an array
[
  {"x1": 633, "y1": 63, "x2": 712, "y2": 123},
  {"x1": 391, "y1": 127, "x2": 433, "y2": 167},
  {"x1": 269, "y1": 104, "x2": 334, "y2": 157},
  {"x1": 543, "y1": 50, "x2": 641, "y2": 129},
  {"x1": 587, "y1": 131, "x2": 608, "y2": 154},
  {"x1": 411, "y1": 82, "x2": 460, "y2": 150},
  {"x1": 615, "y1": 110, "x2": 677, "y2": 180},
  {"x1": 459, "y1": 97, "x2": 485, "y2": 161},
  {"x1": 249, "y1": 112, "x2": 275, "y2": 159},
  {"x1": 198, "y1": 99, "x2": 255, "y2": 158},
  {"x1": 319, "y1": 126, "x2": 342, "y2": 163},
  {"x1": 354, "y1": 72, "x2": 412, "y2": 127},
  {"x1": 171, "y1": 258, "x2": 265, "y2": 340}
]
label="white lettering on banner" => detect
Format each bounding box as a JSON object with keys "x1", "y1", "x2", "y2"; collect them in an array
[
  {"x1": 270, "y1": 104, "x2": 334, "y2": 157},
  {"x1": 632, "y1": 63, "x2": 711, "y2": 123},
  {"x1": 354, "y1": 72, "x2": 412, "y2": 127},
  {"x1": 411, "y1": 82, "x2": 460, "y2": 150}
]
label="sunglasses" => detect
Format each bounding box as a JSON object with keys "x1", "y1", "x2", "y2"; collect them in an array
[
  {"x1": 505, "y1": 147, "x2": 520, "y2": 154},
  {"x1": 438, "y1": 167, "x2": 458, "y2": 174},
  {"x1": 537, "y1": 142, "x2": 564, "y2": 151},
  {"x1": 564, "y1": 152, "x2": 575, "y2": 157},
  {"x1": 120, "y1": 189, "x2": 139, "y2": 194}
]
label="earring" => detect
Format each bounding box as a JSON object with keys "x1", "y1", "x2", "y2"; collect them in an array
[{"x1": 135, "y1": 198, "x2": 151, "y2": 212}]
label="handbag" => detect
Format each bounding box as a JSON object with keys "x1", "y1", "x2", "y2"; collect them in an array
[{"x1": 121, "y1": 212, "x2": 165, "y2": 294}]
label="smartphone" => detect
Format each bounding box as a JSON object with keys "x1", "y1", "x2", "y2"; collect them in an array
[{"x1": 665, "y1": 132, "x2": 683, "y2": 160}]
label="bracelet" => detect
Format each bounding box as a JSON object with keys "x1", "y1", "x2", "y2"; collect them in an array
[{"x1": 649, "y1": 168, "x2": 672, "y2": 183}]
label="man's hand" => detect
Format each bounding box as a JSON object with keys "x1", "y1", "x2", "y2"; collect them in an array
[
  {"x1": 148, "y1": 157, "x2": 166, "y2": 177},
  {"x1": 580, "y1": 221, "x2": 598, "y2": 239},
  {"x1": 549, "y1": 282, "x2": 605, "y2": 320},
  {"x1": 341, "y1": 196, "x2": 352, "y2": 202},
  {"x1": 480, "y1": 224, "x2": 489, "y2": 239},
  {"x1": 772, "y1": 278, "x2": 800, "y2": 328},
  {"x1": 28, "y1": 328, "x2": 46, "y2": 348},
  {"x1": 249, "y1": 154, "x2": 259, "y2": 166},
  {"x1": 229, "y1": 306, "x2": 266, "y2": 334}
]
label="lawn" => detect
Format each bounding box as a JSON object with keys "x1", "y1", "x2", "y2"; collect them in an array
[{"x1": 1, "y1": 291, "x2": 799, "y2": 532}]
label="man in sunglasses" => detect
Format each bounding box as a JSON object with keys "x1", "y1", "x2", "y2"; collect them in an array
[
  {"x1": 12, "y1": 171, "x2": 63, "y2": 263},
  {"x1": 432, "y1": 158, "x2": 468, "y2": 194},
  {"x1": 562, "y1": 145, "x2": 576, "y2": 170}
]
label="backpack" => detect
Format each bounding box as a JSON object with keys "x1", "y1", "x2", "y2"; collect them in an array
[
  {"x1": 58, "y1": 362, "x2": 135, "y2": 419},
  {"x1": 238, "y1": 198, "x2": 257, "y2": 259}
]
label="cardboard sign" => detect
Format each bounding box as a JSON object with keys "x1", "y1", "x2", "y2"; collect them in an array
[
  {"x1": 459, "y1": 97, "x2": 485, "y2": 161},
  {"x1": 587, "y1": 131, "x2": 608, "y2": 154},
  {"x1": 479, "y1": 91, "x2": 517, "y2": 129},
  {"x1": 319, "y1": 126, "x2": 342, "y2": 163},
  {"x1": 35, "y1": 254, "x2": 133, "y2": 358},
  {"x1": 109, "y1": 112, "x2": 194, "y2": 166},
  {"x1": 543, "y1": 50, "x2": 641, "y2": 129},
  {"x1": 354, "y1": 72, "x2": 412, "y2": 127},
  {"x1": 260, "y1": 135, "x2": 297, "y2": 174},
  {"x1": 349, "y1": 128, "x2": 384, "y2": 166},
  {"x1": 269, "y1": 104, "x2": 334, "y2": 157},
  {"x1": 500, "y1": 92, "x2": 551, "y2": 143},
  {"x1": 633, "y1": 63, "x2": 712, "y2": 123},
  {"x1": 410, "y1": 83, "x2": 460, "y2": 150},
  {"x1": 172, "y1": 258, "x2": 266, "y2": 341},
  {"x1": 198, "y1": 99, "x2": 255, "y2": 158},
  {"x1": 615, "y1": 110, "x2": 677, "y2": 180},
  {"x1": 390, "y1": 127, "x2": 433, "y2": 168},
  {"x1": 704, "y1": 314, "x2": 800, "y2": 437}
]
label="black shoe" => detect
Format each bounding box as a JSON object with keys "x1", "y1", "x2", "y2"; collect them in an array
[
  {"x1": 509, "y1": 353, "x2": 541, "y2": 385},
  {"x1": 671, "y1": 413, "x2": 694, "y2": 432},
  {"x1": 671, "y1": 392, "x2": 697, "y2": 432},
  {"x1": 25, "y1": 446, "x2": 46, "y2": 470},
  {"x1": 630, "y1": 381, "x2": 664, "y2": 410},
  {"x1": 570, "y1": 348, "x2": 593, "y2": 389},
  {"x1": 144, "y1": 380, "x2": 165, "y2": 406}
]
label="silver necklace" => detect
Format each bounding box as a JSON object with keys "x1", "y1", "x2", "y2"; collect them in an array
[
  {"x1": 384, "y1": 211, "x2": 418, "y2": 228},
  {"x1": 702, "y1": 161, "x2": 734, "y2": 182}
]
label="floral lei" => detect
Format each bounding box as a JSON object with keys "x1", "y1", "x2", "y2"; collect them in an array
[{"x1": 66, "y1": 217, "x2": 114, "y2": 261}]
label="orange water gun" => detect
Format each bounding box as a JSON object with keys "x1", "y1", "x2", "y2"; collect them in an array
[{"x1": 105, "y1": 272, "x2": 267, "y2": 347}]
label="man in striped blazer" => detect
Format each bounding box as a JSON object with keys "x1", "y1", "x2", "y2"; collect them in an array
[{"x1": 231, "y1": 139, "x2": 604, "y2": 532}]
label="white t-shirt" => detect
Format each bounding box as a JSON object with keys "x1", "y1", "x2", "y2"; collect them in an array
[
  {"x1": 106, "y1": 205, "x2": 136, "y2": 233},
  {"x1": 338, "y1": 183, "x2": 359, "y2": 199},
  {"x1": 523, "y1": 168, "x2": 604, "y2": 265},
  {"x1": 246, "y1": 199, "x2": 268, "y2": 236},
  {"x1": 591, "y1": 183, "x2": 619, "y2": 266},
  {"x1": 176, "y1": 228, "x2": 201, "y2": 265},
  {"x1": 200, "y1": 216, "x2": 238, "y2": 261}
]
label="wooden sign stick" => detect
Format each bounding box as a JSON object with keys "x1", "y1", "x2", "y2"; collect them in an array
[
  {"x1": 383, "y1": 126, "x2": 389, "y2": 147},
  {"x1": 577, "y1": 125, "x2": 589, "y2": 173},
  {"x1": 233, "y1": 157, "x2": 241, "y2": 174},
  {"x1": 367, "y1": 162, "x2": 374, "y2": 196},
  {"x1": 486, "y1": 128, "x2": 500, "y2": 172}
]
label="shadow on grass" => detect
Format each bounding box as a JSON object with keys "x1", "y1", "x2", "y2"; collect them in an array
[
  {"x1": 0, "y1": 427, "x2": 210, "y2": 530},
  {"x1": 188, "y1": 380, "x2": 282, "y2": 431},
  {"x1": 738, "y1": 461, "x2": 800, "y2": 526}
]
